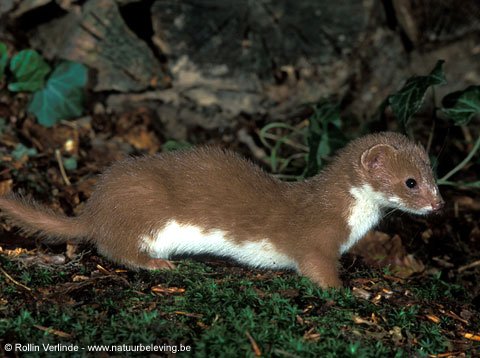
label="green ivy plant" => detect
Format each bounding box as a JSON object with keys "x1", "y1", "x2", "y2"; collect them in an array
[
  {"x1": 0, "y1": 43, "x2": 88, "y2": 127},
  {"x1": 383, "y1": 60, "x2": 480, "y2": 188},
  {"x1": 259, "y1": 60, "x2": 479, "y2": 188},
  {"x1": 0, "y1": 43, "x2": 8, "y2": 82}
]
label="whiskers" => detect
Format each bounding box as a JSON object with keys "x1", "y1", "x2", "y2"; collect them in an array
[{"x1": 382, "y1": 207, "x2": 403, "y2": 220}]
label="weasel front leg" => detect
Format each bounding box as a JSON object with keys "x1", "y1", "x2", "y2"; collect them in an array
[
  {"x1": 299, "y1": 254, "x2": 342, "y2": 288},
  {"x1": 145, "y1": 257, "x2": 176, "y2": 270}
]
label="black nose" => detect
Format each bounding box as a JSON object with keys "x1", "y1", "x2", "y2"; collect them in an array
[{"x1": 432, "y1": 199, "x2": 445, "y2": 211}]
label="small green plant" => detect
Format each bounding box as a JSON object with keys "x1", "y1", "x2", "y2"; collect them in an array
[
  {"x1": 0, "y1": 43, "x2": 88, "y2": 127},
  {"x1": 162, "y1": 139, "x2": 192, "y2": 152},
  {"x1": 258, "y1": 100, "x2": 346, "y2": 178}
]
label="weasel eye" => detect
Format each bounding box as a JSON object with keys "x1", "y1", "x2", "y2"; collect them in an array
[{"x1": 405, "y1": 178, "x2": 417, "y2": 188}]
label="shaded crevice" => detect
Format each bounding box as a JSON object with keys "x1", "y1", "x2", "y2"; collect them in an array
[
  {"x1": 12, "y1": 2, "x2": 67, "y2": 32},
  {"x1": 118, "y1": 0, "x2": 166, "y2": 62},
  {"x1": 381, "y1": 0, "x2": 414, "y2": 53}
]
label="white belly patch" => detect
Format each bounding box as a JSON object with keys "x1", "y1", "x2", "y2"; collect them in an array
[{"x1": 140, "y1": 220, "x2": 299, "y2": 271}]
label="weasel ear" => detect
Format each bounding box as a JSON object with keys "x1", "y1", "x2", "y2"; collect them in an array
[{"x1": 361, "y1": 144, "x2": 397, "y2": 170}]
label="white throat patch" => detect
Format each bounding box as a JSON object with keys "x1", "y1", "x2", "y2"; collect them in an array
[
  {"x1": 340, "y1": 184, "x2": 388, "y2": 254},
  {"x1": 141, "y1": 220, "x2": 299, "y2": 271}
]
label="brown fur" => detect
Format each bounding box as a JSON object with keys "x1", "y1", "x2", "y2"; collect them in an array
[{"x1": 0, "y1": 132, "x2": 443, "y2": 288}]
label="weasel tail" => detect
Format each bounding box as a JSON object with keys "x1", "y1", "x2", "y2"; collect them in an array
[{"x1": 0, "y1": 194, "x2": 86, "y2": 243}]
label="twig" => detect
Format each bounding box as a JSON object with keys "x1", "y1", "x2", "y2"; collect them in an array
[
  {"x1": 259, "y1": 132, "x2": 309, "y2": 152},
  {"x1": 237, "y1": 128, "x2": 270, "y2": 165},
  {"x1": 458, "y1": 260, "x2": 480, "y2": 273},
  {"x1": 439, "y1": 134, "x2": 480, "y2": 183},
  {"x1": 0, "y1": 265, "x2": 32, "y2": 291},
  {"x1": 55, "y1": 149, "x2": 71, "y2": 186},
  {"x1": 426, "y1": 120, "x2": 435, "y2": 154},
  {"x1": 245, "y1": 331, "x2": 262, "y2": 357},
  {"x1": 34, "y1": 325, "x2": 72, "y2": 338},
  {"x1": 437, "y1": 180, "x2": 480, "y2": 188}
]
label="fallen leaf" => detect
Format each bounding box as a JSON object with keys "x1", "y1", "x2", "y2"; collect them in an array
[
  {"x1": 303, "y1": 327, "x2": 321, "y2": 342},
  {"x1": 352, "y1": 287, "x2": 372, "y2": 300},
  {"x1": 352, "y1": 315, "x2": 374, "y2": 325},
  {"x1": 0, "y1": 179, "x2": 12, "y2": 195},
  {"x1": 296, "y1": 315, "x2": 304, "y2": 325},
  {"x1": 389, "y1": 326, "x2": 403, "y2": 345},
  {"x1": 197, "y1": 321, "x2": 209, "y2": 329},
  {"x1": 426, "y1": 314, "x2": 441, "y2": 324},
  {"x1": 72, "y1": 275, "x2": 90, "y2": 282}
]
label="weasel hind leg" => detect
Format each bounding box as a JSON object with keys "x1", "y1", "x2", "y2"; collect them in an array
[
  {"x1": 129, "y1": 252, "x2": 175, "y2": 270},
  {"x1": 133, "y1": 251, "x2": 176, "y2": 270}
]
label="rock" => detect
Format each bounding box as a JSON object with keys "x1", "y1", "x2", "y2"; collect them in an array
[{"x1": 30, "y1": 0, "x2": 167, "y2": 92}]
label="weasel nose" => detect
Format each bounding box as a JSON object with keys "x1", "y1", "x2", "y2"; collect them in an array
[{"x1": 431, "y1": 199, "x2": 445, "y2": 211}]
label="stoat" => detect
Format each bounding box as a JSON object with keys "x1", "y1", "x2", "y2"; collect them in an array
[{"x1": 0, "y1": 132, "x2": 444, "y2": 288}]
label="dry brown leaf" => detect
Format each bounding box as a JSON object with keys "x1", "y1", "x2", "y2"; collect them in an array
[
  {"x1": 72, "y1": 275, "x2": 90, "y2": 282},
  {"x1": 197, "y1": 321, "x2": 209, "y2": 329},
  {"x1": 0, "y1": 247, "x2": 32, "y2": 257},
  {"x1": 303, "y1": 327, "x2": 321, "y2": 342},
  {"x1": 389, "y1": 326, "x2": 403, "y2": 345},
  {"x1": 352, "y1": 315, "x2": 374, "y2": 325},
  {"x1": 0, "y1": 179, "x2": 13, "y2": 195},
  {"x1": 296, "y1": 315, "x2": 304, "y2": 325},
  {"x1": 394, "y1": 254, "x2": 425, "y2": 278},
  {"x1": 124, "y1": 130, "x2": 160, "y2": 154},
  {"x1": 352, "y1": 287, "x2": 372, "y2": 300},
  {"x1": 426, "y1": 314, "x2": 441, "y2": 324},
  {"x1": 351, "y1": 231, "x2": 424, "y2": 278}
]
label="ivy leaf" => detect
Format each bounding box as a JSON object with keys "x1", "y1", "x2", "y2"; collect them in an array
[
  {"x1": 28, "y1": 61, "x2": 88, "y2": 127},
  {"x1": 63, "y1": 157, "x2": 78, "y2": 171},
  {"x1": 305, "y1": 100, "x2": 341, "y2": 177},
  {"x1": 0, "y1": 42, "x2": 8, "y2": 81},
  {"x1": 162, "y1": 140, "x2": 192, "y2": 152},
  {"x1": 12, "y1": 143, "x2": 38, "y2": 161},
  {"x1": 441, "y1": 86, "x2": 480, "y2": 126},
  {"x1": 388, "y1": 60, "x2": 447, "y2": 128},
  {"x1": 8, "y1": 49, "x2": 51, "y2": 92}
]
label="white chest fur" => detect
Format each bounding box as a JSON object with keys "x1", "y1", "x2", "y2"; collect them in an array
[
  {"x1": 141, "y1": 220, "x2": 299, "y2": 271},
  {"x1": 340, "y1": 184, "x2": 388, "y2": 254}
]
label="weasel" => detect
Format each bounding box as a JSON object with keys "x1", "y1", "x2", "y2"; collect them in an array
[{"x1": 0, "y1": 132, "x2": 443, "y2": 288}]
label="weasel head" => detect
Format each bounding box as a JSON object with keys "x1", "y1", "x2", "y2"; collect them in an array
[{"x1": 359, "y1": 138, "x2": 444, "y2": 215}]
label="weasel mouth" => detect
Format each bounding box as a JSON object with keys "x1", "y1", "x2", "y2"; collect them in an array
[
  {"x1": 431, "y1": 200, "x2": 445, "y2": 212},
  {"x1": 402, "y1": 206, "x2": 433, "y2": 215}
]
